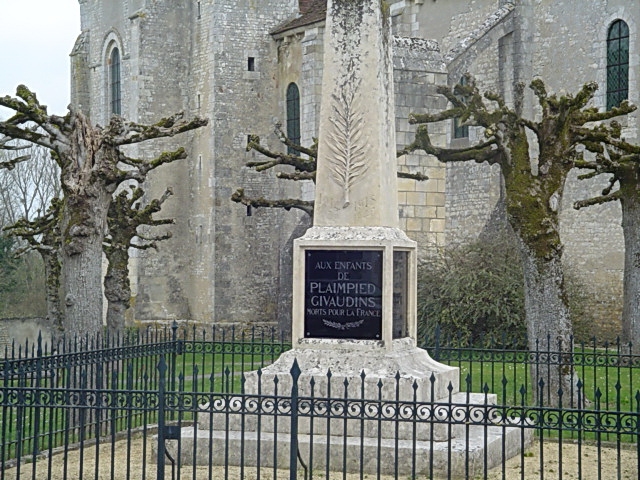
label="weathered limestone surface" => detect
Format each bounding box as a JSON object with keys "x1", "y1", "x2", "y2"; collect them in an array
[
  {"x1": 73, "y1": 0, "x2": 306, "y2": 328},
  {"x1": 313, "y1": 0, "x2": 398, "y2": 228}
]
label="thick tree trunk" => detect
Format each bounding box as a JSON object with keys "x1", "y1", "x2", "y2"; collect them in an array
[
  {"x1": 104, "y1": 247, "x2": 130, "y2": 336},
  {"x1": 58, "y1": 189, "x2": 111, "y2": 432},
  {"x1": 621, "y1": 194, "x2": 640, "y2": 347},
  {"x1": 42, "y1": 250, "x2": 62, "y2": 334},
  {"x1": 60, "y1": 191, "x2": 111, "y2": 339},
  {"x1": 520, "y1": 243, "x2": 578, "y2": 406}
]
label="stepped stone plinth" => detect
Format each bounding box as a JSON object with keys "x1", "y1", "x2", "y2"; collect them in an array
[{"x1": 162, "y1": 343, "x2": 531, "y2": 477}]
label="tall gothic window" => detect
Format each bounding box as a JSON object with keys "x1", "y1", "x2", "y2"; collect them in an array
[
  {"x1": 607, "y1": 19, "x2": 629, "y2": 110},
  {"x1": 286, "y1": 83, "x2": 301, "y2": 154},
  {"x1": 453, "y1": 76, "x2": 469, "y2": 139},
  {"x1": 110, "y1": 47, "x2": 122, "y2": 116}
]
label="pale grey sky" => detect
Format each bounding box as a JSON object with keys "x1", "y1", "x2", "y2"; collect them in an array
[{"x1": 0, "y1": 0, "x2": 81, "y2": 116}]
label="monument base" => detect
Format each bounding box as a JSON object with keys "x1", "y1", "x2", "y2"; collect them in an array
[
  {"x1": 165, "y1": 423, "x2": 529, "y2": 478},
  {"x1": 166, "y1": 339, "x2": 532, "y2": 476},
  {"x1": 244, "y1": 338, "x2": 459, "y2": 404}
]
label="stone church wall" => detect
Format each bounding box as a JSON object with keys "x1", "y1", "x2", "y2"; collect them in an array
[
  {"x1": 393, "y1": 37, "x2": 449, "y2": 255},
  {"x1": 75, "y1": 0, "x2": 305, "y2": 329},
  {"x1": 185, "y1": 0, "x2": 304, "y2": 328}
]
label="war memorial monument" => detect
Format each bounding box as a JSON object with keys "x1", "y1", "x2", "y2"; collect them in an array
[{"x1": 173, "y1": 0, "x2": 528, "y2": 475}]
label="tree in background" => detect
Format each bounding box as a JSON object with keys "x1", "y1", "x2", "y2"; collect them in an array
[
  {"x1": 232, "y1": 124, "x2": 427, "y2": 217},
  {"x1": 0, "y1": 144, "x2": 60, "y2": 224},
  {"x1": 0, "y1": 145, "x2": 60, "y2": 320},
  {"x1": 0, "y1": 86, "x2": 207, "y2": 338},
  {"x1": 573, "y1": 119, "x2": 640, "y2": 346},
  {"x1": 4, "y1": 199, "x2": 62, "y2": 328},
  {"x1": 0, "y1": 136, "x2": 29, "y2": 171},
  {"x1": 0, "y1": 234, "x2": 19, "y2": 296},
  {"x1": 402, "y1": 75, "x2": 634, "y2": 402},
  {"x1": 232, "y1": 126, "x2": 317, "y2": 216},
  {"x1": 104, "y1": 185, "x2": 174, "y2": 335}
]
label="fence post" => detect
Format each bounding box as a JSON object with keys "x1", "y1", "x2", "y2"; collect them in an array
[
  {"x1": 170, "y1": 322, "x2": 179, "y2": 395},
  {"x1": 157, "y1": 356, "x2": 167, "y2": 480},
  {"x1": 32, "y1": 333, "x2": 44, "y2": 457},
  {"x1": 289, "y1": 359, "x2": 301, "y2": 480}
]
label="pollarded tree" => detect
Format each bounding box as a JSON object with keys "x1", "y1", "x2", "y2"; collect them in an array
[
  {"x1": 572, "y1": 119, "x2": 640, "y2": 346},
  {"x1": 232, "y1": 126, "x2": 318, "y2": 215},
  {"x1": 232, "y1": 124, "x2": 428, "y2": 216},
  {"x1": 401, "y1": 75, "x2": 634, "y2": 403},
  {"x1": 104, "y1": 185, "x2": 174, "y2": 335},
  {"x1": 0, "y1": 85, "x2": 207, "y2": 338}
]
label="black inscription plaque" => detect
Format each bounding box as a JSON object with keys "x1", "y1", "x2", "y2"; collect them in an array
[{"x1": 304, "y1": 249, "x2": 383, "y2": 339}]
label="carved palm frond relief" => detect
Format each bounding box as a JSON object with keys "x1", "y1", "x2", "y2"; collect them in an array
[{"x1": 327, "y1": 81, "x2": 369, "y2": 208}]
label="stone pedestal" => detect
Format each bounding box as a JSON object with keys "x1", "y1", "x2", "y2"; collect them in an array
[
  {"x1": 291, "y1": 227, "x2": 418, "y2": 347},
  {"x1": 166, "y1": 338, "x2": 531, "y2": 476},
  {"x1": 170, "y1": 421, "x2": 527, "y2": 478}
]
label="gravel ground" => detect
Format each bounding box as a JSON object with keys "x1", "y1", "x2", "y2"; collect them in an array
[{"x1": 3, "y1": 435, "x2": 637, "y2": 480}]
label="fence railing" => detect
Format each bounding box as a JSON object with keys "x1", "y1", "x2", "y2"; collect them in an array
[
  {"x1": 424, "y1": 328, "x2": 640, "y2": 410},
  {"x1": 1, "y1": 325, "x2": 639, "y2": 480}
]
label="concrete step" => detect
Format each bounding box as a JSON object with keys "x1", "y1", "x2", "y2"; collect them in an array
[{"x1": 158, "y1": 421, "x2": 532, "y2": 477}]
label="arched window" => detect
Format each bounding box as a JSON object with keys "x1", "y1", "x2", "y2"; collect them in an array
[
  {"x1": 453, "y1": 76, "x2": 469, "y2": 139},
  {"x1": 286, "y1": 83, "x2": 301, "y2": 154},
  {"x1": 109, "y1": 47, "x2": 122, "y2": 115},
  {"x1": 607, "y1": 19, "x2": 629, "y2": 110}
]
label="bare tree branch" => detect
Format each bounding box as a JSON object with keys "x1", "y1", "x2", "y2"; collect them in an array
[
  {"x1": 231, "y1": 188, "x2": 314, "y2": 216},
  {"x1": 108, "y1": 112, "x2": 209, "y2": 146},
  {"x1": 398, "y1": 124, "x2": 499, "y2": 165},
  {"x1": 574, "y1": 190, "x2": 622, "y2": 210}
]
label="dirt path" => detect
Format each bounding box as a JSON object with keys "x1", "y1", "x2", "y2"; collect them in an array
[{"x1": 3, "y1": 435, "x2": 637, "y2": 479}]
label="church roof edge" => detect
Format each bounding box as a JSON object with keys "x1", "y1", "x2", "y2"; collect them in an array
[{"x1": 271, "y1": 0, "x2": 327, "y2": 36}]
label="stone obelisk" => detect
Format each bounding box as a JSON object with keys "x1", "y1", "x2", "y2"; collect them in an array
[
  {"x1": 291, "y1": 0, "x2": 413, "y2": 349},
  {"x1": 313, "y1": 0, "x2": 399, "y2": 228}
]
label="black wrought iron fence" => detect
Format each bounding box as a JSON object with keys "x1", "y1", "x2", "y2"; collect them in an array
[
  {"x1": 423, "y1": 327, "x2": 640, "y2": 411},
  {"x1": 1, "y1": 325, "x2": 640, "y2": 480}
]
